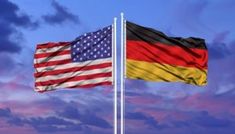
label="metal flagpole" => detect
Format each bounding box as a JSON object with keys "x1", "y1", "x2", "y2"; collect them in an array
[
  {"x1": 112, "y1": 17, "x2": 117, "y2": 134},
  {"x1": 120, "y1": 12, "x2": 125, "y2": 134},
  {"x1": 114, "y1": 17, "x2": 117, "y2": 134},
  {"x1": 124, "y1": 17, "x2": 127, "y2": 134}
]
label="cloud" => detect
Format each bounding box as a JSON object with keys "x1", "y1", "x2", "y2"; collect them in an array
[
  {"x1": 0, "y1": 108, "x2": 11, "y2": 117},
  {"x1": 212, "y1": 31, "x2": 230, "y2": 43},
  {"x1": 207, "y1": 31, "x2": 232, "y2": 60},
  {"x1": 0, "y1": 108, "x2": 25, "y2": 126},
  {"x1": 124, "y1": 84, "x2": 235, "y2": 134},
  {"x1": 0, "y1": 21, "x2": 21, "y2": 53},
  {"x1": 27, "y1": 116, "x2": 82, "y2": 132},
  {"x1": 172, "y1": 0, "x2": 209, "y2": 31},
  {"x1": 0, "y1": 103, "x2": 82, "y2": 132},
  {"x1": 173, "y1": 111, "x2": 233, "y2": 128},
  {"x1": 57, "y1": 106, "x2": 80, "y2": 119},
  {"x1": 0, "y1": 53, "x2": 15, "y2": 69},
  {"x1": 126, "y1": 112, "x2": 148, "y2": 120},
  {"x1": 0, "y1": 53, "x2": 19, "y2": 77},
  {"x1": 192, "y1": 111, "x2": 232, "y2": 128},
  {"x1": 0, "y1": 0, "x2": 38, "y2": 53},
  {"x1": 58, "y1": 106, "x2": 112, "y2": 129},
  {"x1": 125, "y1": 108, "x2": 235, "y2": 134},
  {"x1": 126, "y1": 79, "x2": 149, "y2": 91},
  {"x1": 0, "y1": 100, "x2": 112, "y2": 133},
  {"x1": 126, "y1": 112, "x2": 168, "y2": 130},
  {"x1": 43, "y1": 0, "x2": 79, "y2": 25},
  {"x1": 208, "y1": 42, "x2": 231, "y2": 60},
  {"x1": 0, "y1": 0, "x2": 38, "y2": 28}
]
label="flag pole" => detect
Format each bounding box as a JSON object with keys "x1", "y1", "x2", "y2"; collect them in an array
[
  {"x1": 124, "y1": 17, "x2": 127, "y2": 134},
  {"x1": 120, "y1": 12, "x2": 125, "y2": 134},
  {"x1": 112, "y1": 17, "x2": 117, "y2": 134}
]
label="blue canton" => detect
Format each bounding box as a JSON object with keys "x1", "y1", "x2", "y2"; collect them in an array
[{"x1": 71, "y1": 26, "x2": 112, "y2": 62}]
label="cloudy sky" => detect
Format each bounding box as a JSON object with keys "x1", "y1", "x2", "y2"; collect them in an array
[{"x1": 0, "y1": 0, "x2": 235, "y2": 134}]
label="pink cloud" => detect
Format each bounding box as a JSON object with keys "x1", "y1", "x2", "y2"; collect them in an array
[
  {"x1": 134, "y1": 108, "x2": 189, "y2": 123},
  {"x1": 126, "y1": 95, "x2": 162, "y2": 106},
  {"x1": 177, "y1": 93, "x2": 235, "y2": 116},
  {"x1": 0, "y1": 120, "x2": 37, "y2": 134},
  {"x1": 0, "y1": 101, "x2": 52, "y2": 116}
]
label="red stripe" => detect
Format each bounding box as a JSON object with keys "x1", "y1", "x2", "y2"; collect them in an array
[
  {"x1": 36, "y1": 42, "x2": 70, "y2": 49},
  {"x1": 34, "y1": 62, "x2": 112, "y2": 77},
  {"x1": 35, "y1": 72, "x2": 112, "y2": 86},
  {"x1": 34, "y1": 59, "x2": 72, "y2": 68},
  {"x1": 127, "y1": 40, "x2": 208, "y2": 69},
  {"x1": 69, "y1": 81, "x2": 112, "y2": 88},
  {"x1": 34, "y1": 50, "x2": 70, "y2": 59},
  {"x1": 36, "y1": 81, "x2": 112, "y2": 93}
]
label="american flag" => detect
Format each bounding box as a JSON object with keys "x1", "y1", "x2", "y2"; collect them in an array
[{"x1": 34, "y1": 25, "x2": 113, "y2": 92}]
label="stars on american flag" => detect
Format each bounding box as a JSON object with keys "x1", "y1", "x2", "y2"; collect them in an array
[{"x1": 71, "y1": 26, "x2": 112, "y2": 62}]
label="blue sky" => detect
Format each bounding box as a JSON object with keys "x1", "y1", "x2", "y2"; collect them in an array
[{"x1": 0, "y1": 0, "x2": 235, "y2": 134}]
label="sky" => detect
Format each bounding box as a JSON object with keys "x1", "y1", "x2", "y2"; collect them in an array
[{"x1": 0, "y1": 0, "x2": 235, "y2": 134}]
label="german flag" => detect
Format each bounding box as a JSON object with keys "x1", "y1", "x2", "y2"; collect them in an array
[{"x1": 126, "y1": 21, "x2": 208, "y2": 86}]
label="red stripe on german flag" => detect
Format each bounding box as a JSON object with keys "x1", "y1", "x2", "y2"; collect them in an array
[
  {"x1": 127, "y1": 40, "x2": 207, "y2": 70},
  {"x1": 126, "y1": 21, "x2": 208, "y2": 86}
]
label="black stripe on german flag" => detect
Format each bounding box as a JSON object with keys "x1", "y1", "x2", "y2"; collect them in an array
[{"x1": 127, "y1": 21, "x2": 207, "y2": 49}]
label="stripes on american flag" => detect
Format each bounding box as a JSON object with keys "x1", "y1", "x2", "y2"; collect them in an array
[{"x1": 34, "y1": 25, "x2": 112, "y2": 92}]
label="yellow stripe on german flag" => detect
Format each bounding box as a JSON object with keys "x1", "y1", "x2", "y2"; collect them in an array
[
  {"x1": 127, "y1": 59, "x2": 207, "y2": 86},
  {"x1": 126, "y1": 21, "x2": 208, "y2": 86}
]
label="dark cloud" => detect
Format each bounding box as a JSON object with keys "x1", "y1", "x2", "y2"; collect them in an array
[
  {"x1": 43, "y1": 1, "x2": 79, "y2": 25},
  {"x1": 0, "y1": 107, "x2": 80, "y2": 132},
  {"x1": 208, "y1": 31, "x2": 232, "y2": 60},
  {"x1": 173, "y1": 111, "x2": 233, "y2": 129},
  {"x1": 0, "y1": 104, "x2": 111, "y2": 133},
  {"x1": 82, "y1": 111, "x2": 112, "y2": 129},
  {"x1": 59, "y1": 106, "x2": 112, "y2": 129},
  {"x1": 34, "y1": 97, "x2": 112, "y2": 130},
  {"x1": 57, "y1": 106, "x2": 80, "y2": 119},
  {"x1": 7, "y1": 116, "x2": 25, "y2": 126},
  {"x1": 126, "y1": 112, "x2": 168, "y2": 130},
  {"x1": 125, "y1": 88, "x2": 235, "y2": 133},
  {"x1": 0, "y1": 0, "x2": 38, "y2": 53},
  {"x1": 0, "y1": 0, "x2": 38, "y2": 28},
  {"x1": 212, "y1": 31, "x2": 230, "y2": 43},
  {"x1": 192, "y1": 111, "x2": 232, "y2": 128},
  {"x1": 145, "y1": 117, "x2": 168, "y2": 130},
  {"x1": 0, "y1": 108, "x2": 25, "y2": 126},
  {"x1": 125, "y1": 110, "x2": 235, "y2": 134},
  {"x1": 172, "y1": 120, "x2": 191, "y2": 128},
  {"x1": 0, "y1": 53, "x2": 18, "y2": 76},
  {"x1": 0, "y1": 108, "x2": 11, "y2": 117},
  {"x1": 28, "y1": 116, "x2": 82, "y2": 132},
  {"x1": 208, "y1": 42, "x2": 231, "y2": 60},
  {"x1": 0, "y1": 21, "x2": 21, "y2": 53},
  {"x1": 126, "y1": 112, "x2": 148, "y2": 120}
]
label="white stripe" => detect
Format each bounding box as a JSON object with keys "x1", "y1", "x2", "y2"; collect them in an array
[
  {"x1": 36, "y1": 45, "x2": 70, "y2": 54},
  {"x1": 34, "y1": 54, "x2": 71, "y2": 63},
  {"x1": 35, "y1": 58, "x2": 112, "y2": 73},
  {"x1": 35, "y1": 77, "x2": 112, "y2": 92},
  {"x1": 35, "y1": 67, "x2": 112, "y2": 82}
]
